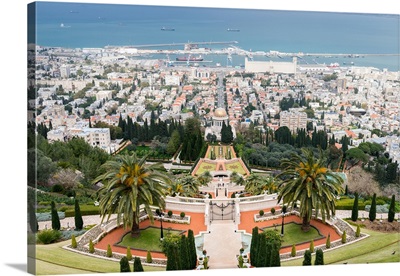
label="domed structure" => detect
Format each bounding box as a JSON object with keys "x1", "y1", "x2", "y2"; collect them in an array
[{"x1": 213, "y1": 107, "x2": 228, "y2": 118}]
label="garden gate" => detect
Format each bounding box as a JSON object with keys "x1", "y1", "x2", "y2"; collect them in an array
[{"x1": 209, "y1": 200, "x2": 235, "y2": 221}]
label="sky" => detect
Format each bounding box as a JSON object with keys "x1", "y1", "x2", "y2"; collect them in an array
[{"x1": 0, "y1": 1, "x2": 399, "y2": 276}]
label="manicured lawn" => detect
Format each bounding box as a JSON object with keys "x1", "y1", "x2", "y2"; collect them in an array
[
  {"x1": 195, "y1": 161, "x2": 216, "y2": 175},
  {"x1": 35, "y1": 240, "x2": 166, "y2": 274},
  {"x1": 264, "y1": 222, "x2": 323, "y2": 247},
  {"x1": 117, "y1": 227, "x2": 183, "y2": 252},
  {"x1": 281, "y1": 228, "x2": 400, "y2": 266},
  {"x1": 225, "y1": 160, "x2": 247, "y2": 175}
]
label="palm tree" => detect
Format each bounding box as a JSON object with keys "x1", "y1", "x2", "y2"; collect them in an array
[
  {"x1": 173, "y1": 174, "x2": 200, "y2": 197},
  {"x1": 276, "y1": 148, "x2": 344, "y2": 231},
  {"x1": 197, "y1": 171, "x2": 213, "y2": 186},
  {"x1": 93, "y1": 153, "x2": 171, "y2": 236},
  {"x1": 230, "y1": 171, "x2": 245, "y2": 186},
  {"x1": 244, "y1": 173, "x2": 275, "y2": 195}
]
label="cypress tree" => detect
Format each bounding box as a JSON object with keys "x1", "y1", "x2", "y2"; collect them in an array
[
  {"x1": 269, "y1": 244, "x2": 281, "y2": 267},
  {"x1": 291, "y1": 244, "x2": 296, "y2": 257},
  {"x1": 74, "y1": 199, "x2": 83, "y2": 230},
  {"x1": 166, "y1": 246, "x2": 179, "y2": 271},
  {"x1": 179, "y1": 235, "x2": 190, "y2": 270},
  {"x1": 302, "y1": 250, "x2": 312, "y2": 266},
  {"x1": 51, "y1": 201, "x2": 60, "y2": 231},
  {"x1": 388, "y1": 195, "x2": 396, "y2": 223},
  {"x1": 120, "y1": 256, "x2": 131, "y2": 272},
  {"x1": 326, "y1": 234, "x2": 331, "y2": 249},
  {"x1": 351, "y1": 192, "x2": 359, "y2": 222},
  {"x1": 28, "y1": 201, "x2": 38, "y2": 233},
  {"x1": 133, "y1": 257, "x2": 144, "y2": 272},
  {"x1": 250, "y1": 227, "x2": 259, "y2": 266},
  {"x1": 256, "y1": 232, "x2": 267, "y2": 267},
  {"x1": 187, "y1": 229, "x2": 197, "y2": 269},
  {"x1": 314, "y1": 249, "x2": 324, "y2": 265},
  {"x1": 126, "y1": 246, "x2": 132, "y2": 261},
  {"x1": 264, "y1": 242, "x2": 272, "y2": 267},
  {"x1": 369, "y1": 193, "x2": 377, "y2": 221}
]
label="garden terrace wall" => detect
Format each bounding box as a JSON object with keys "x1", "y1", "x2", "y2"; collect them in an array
[
  {"x1": 238, "y1": 194, "x2": 279, "y2": 212},
  {"x1": 165, "y1": 196, "x2": 207, "y2": 213}
]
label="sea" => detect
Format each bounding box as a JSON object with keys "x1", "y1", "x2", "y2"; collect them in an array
[{"x1": 31, "y1": 2, "x2": 400, "y2": 71}]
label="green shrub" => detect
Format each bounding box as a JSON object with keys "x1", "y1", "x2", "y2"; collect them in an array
[
  {"x1": 146, "y1": 250, "x2": 153, "y2": 263},
  {"x1": 37, "y1": 229, "x2": 61, "y2": 244},
  {"x1": 341, "y1": 230, "x2": 347, "y2": 244},
  {"x1": 120, "y1": 256, "x2": 131, "y2": 272},
  {"x1": 71, "y1": 234, "x2": 77, "y2": 248},
  {"x1": 167, "y1": 210, "x2": 173, "y2": 217},
  {"x1": 290, "y1": 244, "x2": 296, "y2": 257},
  {"x1": 64, "y1": 205, "x2": 100, "y2": 217},
  {"x1": 126, "y1": 246, "x2": 132, "y2": 261},
  {"x1": 107, "y1": 244, "x2": 112, "y2": 257},
  {"x1": 259, "y1": 210, "x2": 264, "y2": 216},
  {"x1": 74, "y1": 199, "x2": 84, "y2": 230},
  {"x1": 51, "y1": 201, "x2": 61, "y2": 231},
  {"x1": 369, "y1": 194, "x2": 377, "y2": 221},
  {"x1": 89, "y1": 239, "x2": 95, "y2": 253},
  {"x1": 326, "y1": 234, "x2": 331, "y2": 249},
  {"x1": 271, "y1": 208, "x2": 276, "y2": 215},
  {"x1": 51, "y1": 184, "x2": 64, "y2": 193},
  {"x1": 180, "y1": 212, "x2": 185, "y2": 219}
]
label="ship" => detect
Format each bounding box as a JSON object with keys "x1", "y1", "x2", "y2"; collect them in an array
[
  {"x1": 176, "y1": 55, "x2": 203, "y2": 62},
  {"x1": 161, "y1": 27, "x2": 175, "y2": 31},
  {"x1": 227, "y1": 28, "x2": 240, "y2": 32}
]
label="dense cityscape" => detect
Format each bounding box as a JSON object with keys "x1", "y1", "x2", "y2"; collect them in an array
[{"x1": 27, "y1": 25, "x2": 400, "y2": 275}]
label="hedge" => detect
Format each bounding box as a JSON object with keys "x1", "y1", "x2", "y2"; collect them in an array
[
  {"x1": 64, "y1": 205, "x2": 100, "y2": 217},
  {"x1": 335, "y1": 198, "x2": 366, "y2": 210}
]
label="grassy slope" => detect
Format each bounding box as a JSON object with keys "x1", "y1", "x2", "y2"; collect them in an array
[
  {"x1": 282, "y1": 228, "x2": 400, "y2": 266},
  {"x1": 35, "y1": 240, "x2": 166, "y2": 274}
]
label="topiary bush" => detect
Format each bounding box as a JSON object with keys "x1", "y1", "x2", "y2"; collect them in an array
[
  {"x1": 326, "y1": 234, "x2": 331, "y2": 249},
  {"x1": 146, "y1": 250, "x2": 153, "y2": 263},
  {"x1": 290, "y1": 244, "x2": 296, "y2": 257},
  {"x1": 37, "y1": 229, "x2": 61, "y2": 244},
  {"x1": 302, "y1": 250, "x2": 312, "y2": 266},
  {"x1": 314, "y1": 248, "x2": 324, "y2": 265},
  {"x1": 71, "y1": 234, "x2": 77, "y2": 248},
  {"x1": 271, "y1": 208, "x2": 276, "y2": 215},
  {"x1": 107, "y1": 244, "x2": 112, "y2": 257},
  {"x1": 133, "y1": 257, "x2": 144, "y2": 272},
  {"x1": 259, "y1": 210, "x2": 264, "y2": 216},
  {"x1": 126, "y1": 246, "x2": 132, "y2": 261},
  {"x1": 167, "y1": 210, "x2": 173, "y2": 217},
  {"x1": 89, "y1": 239, "x2": 95, "y2": 253},
  {"x1": 180, "y1": 212, "x2": 185, "y2": 219},
  {"x1": 120, "y1": 256, "x2": 131, "y2": 272},
  {"x1": 309, "y1": 239, "x2": 314, "y2": 253},
  {"x1": 341, "y1": 230, "x2": 347, "y2": 244},
  {"x1": 355, "y1": 225, "x2": 361, "y2": 237}
]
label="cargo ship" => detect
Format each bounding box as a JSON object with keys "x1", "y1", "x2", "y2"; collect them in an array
[
  {"x1": 161, "y1": 27, "x2": 175, "y2": 31},
  {"x1": 227, "y1": 28, "x2": 240, "y2": 32},
  {"x1": 176, "y1": 55, "x2": 203, "y2": 62}
]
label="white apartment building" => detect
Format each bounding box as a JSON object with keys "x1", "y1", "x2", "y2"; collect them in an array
[
  {"x1": 279, "y1": 110, "x2": 307, "y2": 132},
  {"x1": 74, "y1": 128, "x2": 111, "y2": 150},
  {"x1": 96, "y1": 90, "x2": 113, "y2": 101},
  {"x1": 60, "y1": 64, "x2": 71, "y2": 79},
  {"x1": 164, "y1": 75, "x2": 180, "y2": 86}
]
